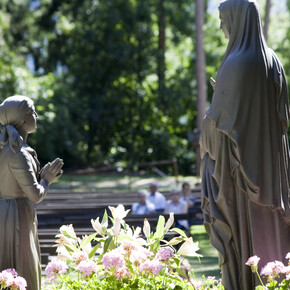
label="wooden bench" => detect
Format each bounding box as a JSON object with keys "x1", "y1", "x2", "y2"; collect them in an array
[{"x1": 37, "y1": 189, "x2": 203, "y2": 267}]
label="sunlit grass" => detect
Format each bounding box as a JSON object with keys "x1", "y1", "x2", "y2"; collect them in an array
[
  {"x1": 50, "y1": 173, "x2": 201, "y2": 192},
  {"x1": 188, "y1": 225, "x2": 221, "y2": 280}
]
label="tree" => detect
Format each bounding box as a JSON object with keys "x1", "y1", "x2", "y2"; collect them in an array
[
  {"x1": 0, "y1": 0, "x2": 231, "y2": 175},
  {"x1": 195, "y1": 0, "x2": 207, "y2": 175},
  {"x1": 263, "y1": 0, "x2": 271, "y2": 41},
  {"x1": 157, "y1": 0, "x2": 166, "y2": 111}
]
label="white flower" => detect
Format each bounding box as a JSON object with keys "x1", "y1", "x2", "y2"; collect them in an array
[
  {"x1": 91, "y1": 217, "x2": 104, "y2": 235},
  {"x1": 246, "y1": 255, "x2": 260, "y2": 272},
  {"x1": 54, "y1": 233, "x2": 75, "y2": 248},
  {"x1": 143, "y1": 218, "x2": 151, "y2": 238},
  {"x1": 177, "y1": 237, "x2": 202, "y2": 257},
  {"x1": 56, "y1": 246, "x2": 71, "y2": 260},
  {"x1": 133, "y1": 226, "x2": 141, "y2": 239},
  {"x1": 165, "y1": 212, "x2": 174, "y2": 232},
  {"x1": 113, "y1": 217, "x2": 121, "y2": 238},
  {"x1": 109, "y1": 204, "x2": 130, "y2": 220},
  {"x1": 80, "y1": 235, "x2": 92, "y2": 255},
  {"x1": 59, "y1": 224, "x2": 77, "y2": 239}
]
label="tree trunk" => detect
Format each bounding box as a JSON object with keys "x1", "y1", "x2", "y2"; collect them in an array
[
  {"x1": 195, "y1": 0, "x2": 207, "y2": 176},
  {"x1": 263, "y1": 0, "x2": 271, "y2": 41},
  {"x1": 157, "y1": 0, "x2": 166, "y2": 109}
]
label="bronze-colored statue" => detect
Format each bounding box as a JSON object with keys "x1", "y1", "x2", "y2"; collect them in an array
[
  {"x1": 0, "y1": 95, "x2": 64, "y2": 290},
  {"x1": 200, "y1": 1, "x2": 290, "y2": 289}
]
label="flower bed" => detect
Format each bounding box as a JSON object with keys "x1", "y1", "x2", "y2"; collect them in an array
[
  {"x1": 1, "y1": 205, "x2": 289, "y2": 289},
  {"x1": 41, "y1": 205, "x2": 223, "y2": 289}
]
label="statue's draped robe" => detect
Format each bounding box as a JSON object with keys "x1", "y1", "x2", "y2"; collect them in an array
[
  {"x1": 0, "y1": 145, "x2": 45, "y2": 290},
  {"x1": 200, "y1": 1, "x2": 290, "y2": 289}
]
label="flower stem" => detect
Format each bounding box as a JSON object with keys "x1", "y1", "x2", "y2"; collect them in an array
[
  {"x1": 255, "y1": 269, "x2": 265, "y2": 287},
  {"x1": 59, "y1": 274, "x2": 73, "y2": 290}
]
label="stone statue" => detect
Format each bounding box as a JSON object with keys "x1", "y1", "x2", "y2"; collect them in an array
[
  {"x1": 200, "y1": 1, "x2": 290, "y2": 289},
  {"x1": 0, "y1": 95, "x2": 64, "y2": 290}
]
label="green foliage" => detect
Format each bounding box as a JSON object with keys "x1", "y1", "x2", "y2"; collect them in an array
[
  {"x1": 0, "y1": 0, "x2": 205, "y2": 174},
  {"x1": 2, "y1": 1, "x2": 288, "y2": 175},
  {"x1": 41, "y1": 205, "x2": 223, "y2": 289}
]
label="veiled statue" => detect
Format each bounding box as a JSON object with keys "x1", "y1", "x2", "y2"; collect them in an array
[
  {"x1": 0, "y1": 95, "x2": 64, "y2": 290},
  {"x1": 200, "y1": 0, "x2": 290, "y2": 289}
]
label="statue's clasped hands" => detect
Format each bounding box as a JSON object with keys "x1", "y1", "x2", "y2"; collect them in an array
[{"x1": 41, "y1": 158, "x2": 64, "y2": 185}]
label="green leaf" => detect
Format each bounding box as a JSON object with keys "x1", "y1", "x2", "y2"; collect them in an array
[
  {"x1": 163, "y1": 236, "x2": 183, "y2": 246},
  {"x1": 175, "y1": 268, "x2": 187, "y2": 279},
  {"x1": 80, "y1": 233, "x2": 97, "y2": 249},
  {"x1": 173, "y1": 257, "x2": 180, "y2": 267},
  {"x1": 64, "y1": 244, "x2": 77, "y2": 254},
  {"x1": 169, "y1": 227, "x2": 187, "y2": 238},
  {"x1": 153, "y1": 215, "x2": 165, "y2": 239},
  {"x1": 103, "y1": 236, "x2": 115, "y2": 254},
  {"x1": 101, "y1": 210, "x2": 108, "y2": 228},
  {"x1": 89, "y1": 243, "x2": 100, "y2": 259},
  {"x1": 61, "y1": 230, "x2": 77, "y2": 240},
  {"x1": 118, "y1": 233, "x2": 134, "y2": 242},
  {"x1": 150, "y1": 239, "x2": 160, "y2": 254}
]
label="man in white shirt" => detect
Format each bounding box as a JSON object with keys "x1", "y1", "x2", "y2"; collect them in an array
[
  {"x1": 165, "y1": 188, "x2": 189, "y2": 230},
  {"x1": 146, "y1": 182, "x2": 167, "y2": 213},
  {"x1": 131, "y1": 189, "x2": 155, "y2": 215}
]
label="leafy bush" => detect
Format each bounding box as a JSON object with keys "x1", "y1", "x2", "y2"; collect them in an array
[{"x1": 41, "y1": 205, "x2": 223, "y2": 289}]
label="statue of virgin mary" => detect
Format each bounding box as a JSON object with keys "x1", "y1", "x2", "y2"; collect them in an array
[{"x1": 200, "y1": 0, "x2": 290, "y2": 289}]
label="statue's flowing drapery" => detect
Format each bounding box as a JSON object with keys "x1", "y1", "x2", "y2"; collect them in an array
[{"x1": 200, "y1": 1, "x2": 290, "y2": 289}]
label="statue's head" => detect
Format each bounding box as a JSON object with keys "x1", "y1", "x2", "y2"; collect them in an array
[
  {"x1": 0, "y1": 95, "x2": 36, "y2": 152},
  {"x1": 218, "y1": 0, "x2": 260, "y2": 39},
  {"x1": 0, "y1": 95, "x2": 34, "y2": 126},
  {"x1": 218, "y1": 0, "x2": 265, "y2": 59}
]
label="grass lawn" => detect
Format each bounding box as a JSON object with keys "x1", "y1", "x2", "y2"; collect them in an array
[
  {"x1": 50, "y1": 173, "x2": 201, "y2": 192},
  {"x1": 189, "y1": 225, "x2": 221, "y2": 281}
]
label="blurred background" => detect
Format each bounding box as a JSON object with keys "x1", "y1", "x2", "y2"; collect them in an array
[{"x1": 0, "y1": 0, "x2": 289, "y2": 176}]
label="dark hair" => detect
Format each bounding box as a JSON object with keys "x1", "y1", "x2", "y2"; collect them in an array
[{"x1": 182, "y1": 182, "x2": 190, "y2": 189}]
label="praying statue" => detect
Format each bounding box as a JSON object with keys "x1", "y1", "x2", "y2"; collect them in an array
[
  {"x1": 200, "y1": 0, "x2": 290, "y2": 289},
  {"x1": 0, "y1": 95, "x2": 64, "y2": 290}
]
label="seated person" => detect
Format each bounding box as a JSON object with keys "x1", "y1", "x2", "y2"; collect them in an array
[
  {"x1": 131, "y1": 189, "x2": 155, "y2": 215},
  {"x1": 180, "y1": 182, "x2": 195, "y2": 208},
  {"x1": 146, "y1": 181, "x2": 167, "y2": 213},
  {"x1": 165, "y1": 188, "x2": 189, "y2": 230}
]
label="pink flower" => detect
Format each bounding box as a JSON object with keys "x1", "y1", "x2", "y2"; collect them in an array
[
  {"x1": 113, "y1": 266, "x2": 131, "y2": 279},
  {"x1": 129, "y1": 246, "x2": 153, "y2": 268},
  {"x1": 191, "y1": 280, "x2": 203, "y2": 289},
  {"x1": 140, "y1": 259, "x2": 162, "y2": 275},
  {"x1": 121, "y1": 241, "x2": 153, "y2": 261},
  {"x1": 121, "y1": 241, "x2": 138, "y2": 257},
  {"x1": 76, "y1": 260, "x2": 97, "y2": 278},
  {"x1": 5, "y1": 269, "x2": 18, "y2": 277},
  {"x1": 8, "y1": 276, "x2": 27, "y2": 290},
  {"x1": 72, "y1": 251, "x2": 89, "y2": 265},
  {"x1": 246, "y1": 255, "x2": 260, "y2": 272},
  {"x1": 284, "y1": 266, "x2": 290, "y2": 275},
  {"x1": 260, "y1": 261, "x2": 285, "y2": 281},
  {"x1": 0, "y1": 270, "x2": 14, "y2": 287},
  {"x1": 102, "y1": 248, "x2": 125, "y2": 270},
  {"x1": 156, "y1": 247, "x2": 174, "y2": 262},
  {"x1": 0, "y1": 270, "x2": 27, "y2": 290},
  {"x1": 286, "y1": 273, "x2": 290, "y2": 281},
  {"x1": 45, "y1": 258, "x2": 68, "y2": 283}
]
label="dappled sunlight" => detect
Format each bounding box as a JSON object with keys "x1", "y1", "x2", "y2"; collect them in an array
[{"x1": 50, "y1": 174, "x2": 201, "y2": 192}]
